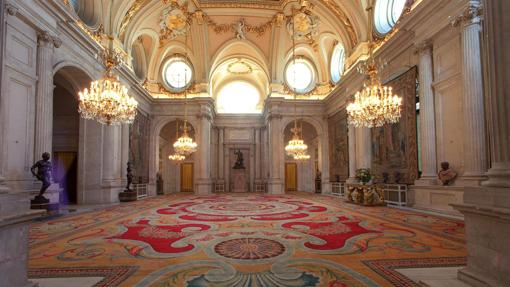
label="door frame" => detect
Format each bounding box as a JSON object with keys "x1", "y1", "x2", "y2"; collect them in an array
[
  {"x1": 285, "y1": 162, "x2": 298, "y2": 192},
  {"x1": 180, "y1": 162, "x2": 194, "y2": 192}
]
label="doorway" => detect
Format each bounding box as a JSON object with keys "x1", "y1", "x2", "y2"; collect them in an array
[
  {"x1": 285, "y1": 163, "x2": 297, "y2": 192},
  {"x1": 53, "y1": 152, "x2": 78, "y2": 203},
  {"x1": 180, "y1": 163, "x2": 194, "y2": 192}
]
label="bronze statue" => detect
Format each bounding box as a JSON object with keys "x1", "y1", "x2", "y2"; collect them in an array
[
  {"x1": 438, "y1": 161, "x2": 457, "y2": 186},
  {"x1": 30, "y1": 152, "x2": 52, "y2": 203},
  {"x1": 125, "y1": 162, "x2": 133, "y2": 192},
  {"x1": 233, "y1": 149, "x2": 245, "y2": 169}
]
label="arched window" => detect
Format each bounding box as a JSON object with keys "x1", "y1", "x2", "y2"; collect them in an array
[
  {"x1": 374, "y1": 0, "x2": 407, "y2": 35},
  {"x1": 217, "y1": 81, "x2": 261, "y2": 114},
  {"x1": 330, "y1": 43, "x2": 346, "y2": 84},
  {"x1": 162, "y1": 56, "x2": 193, "y2": 92},
  {"x1": 285, "y1": 57, "x2": 316, "y2": 94}
]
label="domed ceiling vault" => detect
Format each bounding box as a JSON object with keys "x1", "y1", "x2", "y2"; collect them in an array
[{"x1": 72, "y1": 0, "x2": 369, "y2": 102}]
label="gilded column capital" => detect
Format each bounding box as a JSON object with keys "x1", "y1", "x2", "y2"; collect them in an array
[
  {"x1": 451, "y1": 1, "x2": 483, "y2": 27},
  {"x1": 414, "y1": 40, "x2": 433, "y2": 55},
  {"x1": 37, "y1": 31, "x2": 62, "y2": 48},
  {"x1": 5, "y1": 3, "x2": 18, "y2": 16}
]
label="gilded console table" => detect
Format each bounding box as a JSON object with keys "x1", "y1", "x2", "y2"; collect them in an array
[{"x1": 345, "y1": 184, "x2": 385, "y2": 206}]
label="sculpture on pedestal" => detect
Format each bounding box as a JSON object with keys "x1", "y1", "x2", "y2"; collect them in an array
[
  {"x1": 119, "y1": 162, "x2": 137, "y2": 202},
  {"x1": 438, "y1": 161, "x2": 457, "y2": 186},
  {"x1": 233, "y1": 149, "x2": 245, "y2": 169},
  {"x1": 30, "y1": 152, "x2": 52, "y2": 203},
  {"x1": 125, "y1": 162, "x2": 133, "y2": 192}
]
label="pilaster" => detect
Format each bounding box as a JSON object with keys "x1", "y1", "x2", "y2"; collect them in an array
[
  {"x1": 414, "y1": 41, "x2": 438, "y2": 184},
  {"x1": 453, "y1": 1, "x2": 510, "y2": 286},
  {"x1": 267, "y1": 114, "x2": 284, "y2": 194},
  {"x1": 453, "y1": 0, "x2": 488, "y2": 183},
  {"x1": 196, "y1": 109, "x2": 212, "y2": 194},
  {"x1": 347, "y1": 126, "x2": 357, "y2": 183},
  {"x1": 34, "y1": 31, "x2": 61, "y2": 160}
]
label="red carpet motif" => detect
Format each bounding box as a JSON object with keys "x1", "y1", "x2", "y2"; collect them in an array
[{"x1": 28, "y1": 193, "x2": 466, "y2": 286}]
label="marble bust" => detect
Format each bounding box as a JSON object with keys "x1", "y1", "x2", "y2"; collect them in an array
[{"x1": 438, "y1": 161, "x2": 457, "y2": 186}]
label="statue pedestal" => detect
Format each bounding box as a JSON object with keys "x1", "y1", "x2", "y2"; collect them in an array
[
  {"x1": 1, "y1": 186, "x2": 45, "y2": 287},
  {"x1": 30, "y1": 183, "x2": 61, "y2": 211},
  {"x1": 232, "y1": 169, "x2": 247, "y2": 193},
  {"x1": 119, "y1": 190, "x2": 137, "y2": 202}
]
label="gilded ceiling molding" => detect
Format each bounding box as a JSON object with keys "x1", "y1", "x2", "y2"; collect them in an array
[
  {"x1": 144, "y1": 80, "x2": 201, "y2": 98},
  {"x1": 206, "y1": 15, "x2": 279, "y2": 38},
  {"x1": 119, "y1": 0, "x2": 151, "y2": 41},
  {"x1": 316, "y1": 0, "x2": 357, "y2": 46},
  {"x1": 283, "y1": 82, "x2": 334, "y2": 98},
  {"x1": 117, "y1": 0, "x2": 360, "y2": 47},
  {"x1": 159, "y1": 0, "x2": 190, "y2": 41}
]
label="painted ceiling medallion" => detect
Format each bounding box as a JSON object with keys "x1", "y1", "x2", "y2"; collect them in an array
[
  {"x1": 160, "y1": 0, "x2": 189, "y2": 41},
  {"x1": 227, "y1": 59, "x2": 253, "y2": 75},
  {"x1": 287, "y1": 11, "x2": 320, "y2": 41}
]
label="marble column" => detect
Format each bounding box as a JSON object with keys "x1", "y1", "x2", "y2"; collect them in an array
[
  {"x1": 347, "y1": 126, "x2": 357, "y2": 183},
  {"x1": 359, "y1": 127, "x2": 372, "y2": 169},
  {"x1": 218, "y1": 128, "x2": 224, "y2": 180},
  {"x1": 267, "y1": 115, "x2": 283, "y2": 194},
  {"x1": 320, "y1": 121, "x2": 331, "y2": 194},
  {"x1": 415, "y1": 41, "x2": 438, "y2": 183},
  {"x1": 255, "y1": 128, "x2": 261, "y2": 180},
  {"x1": 101, "y1": 125, "x2": 123, "y2": 202},
  {"x1": 196, "y1": 111, "x2": 212, "y2": 194},
  {"x1": 457, "y1": 1, "x2": 488, "y2": 182},
  {"x1": 454, "y1": 1, "x2": 510, "y2": 286},
  {"x1": 34, "y1": 31, "x2": 60, "y2": 160},
  {"x1": 120, "y1": 124, "x2": 130, "y2": 189}
]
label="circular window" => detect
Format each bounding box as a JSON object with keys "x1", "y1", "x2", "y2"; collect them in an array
[
  {"x1": 285, "y1": 58, "x2": 316, "y2": 94},
  {"x1": 217, "y1": 81, "x2": 261, "y2": 114},
  {"x1": 162, "y1": 57, "x2": 193, "y2": 92},
  {"x1": 374, "y1": 0, "x2": 407, "y2": 35},
  {"x1": 330, "y1": 43, "x2": 346, "y2": 84}
]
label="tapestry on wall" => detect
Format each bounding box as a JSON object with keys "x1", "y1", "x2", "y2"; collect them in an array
[
  {"x1": 328, "y1": 109, "x2": 349, "y2": 182},
  {"x1": 129, "y1": 112, "x2": 150, "y2": 183},
  {"x1": 371, "y1": 67, "x2": 418, "y2": 184}
]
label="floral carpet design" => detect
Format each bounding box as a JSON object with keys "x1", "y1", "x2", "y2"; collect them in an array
[{"x1": 28, "y1": 193, "x2": 466, "y2": 286}]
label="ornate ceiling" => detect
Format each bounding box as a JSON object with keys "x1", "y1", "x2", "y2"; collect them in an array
[{"x1": 69, "y1": 0, "x2": 370, "y2": 100}]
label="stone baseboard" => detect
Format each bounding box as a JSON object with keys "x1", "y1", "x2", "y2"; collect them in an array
[{"x1": 409, "y1": 185, "x2": 464, "y2": 216}]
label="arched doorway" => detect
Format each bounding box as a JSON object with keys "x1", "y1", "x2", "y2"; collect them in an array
[
  {"x1": 158, "y1": 120, "x2": 196, "y2": 193},
  {"x1": 52, "y1": 66, "x2": 91, "y2": 204},
  {"x1": 283, "y1": 119, "x2": 319, "y2": 193}
]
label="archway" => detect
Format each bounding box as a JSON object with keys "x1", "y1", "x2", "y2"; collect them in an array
[
  {"x1": 158, "y1": 120, "x2": 196, "y2": 193},
  {"x1": 52, "y1": 66, "x2": 91, "y2": 204},
  {"x1": 283, "y1": 119, "x2": 320, "y2": 193}
]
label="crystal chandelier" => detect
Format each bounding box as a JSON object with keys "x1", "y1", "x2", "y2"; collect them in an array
[
  {"x1": 293, "y1": 151, "x2": 311, "y2": 161},
  {"x1": 78, "y1": 3, "x2": 138, "y2": 125},
  {"x1": 285, "y1": 124, "x2": 308, "y2": 156},
  {"x1": 173, "y1": 24, "x2": 197, "y2": 156},
  {"x1": 346, "y1": 62, "x2": 402, "y2": 128},
  {"x1": 284, "y1": 12, "x2": 309, "y2": 160},
  {"x1": 173, "y1": 124, "x2": 197, "y2": 155},
  {"x1": 169, "y1": 121, "x2": 187, "y2": 160},
  {"x1": 169, "y1": 153, "x2": 185, "y2": 161},
  {"x1": 346, "y1": 3, "x2": 402, "y2": 128}
]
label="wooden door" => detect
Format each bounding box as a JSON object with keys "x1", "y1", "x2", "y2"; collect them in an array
[
  {"x1": 285, "y1": 163, "x2": 297, "y2": 192},
  {"x1": 53, "y1": 152, "x2": 78, "y2": 203},
  {"x1": 180, "y1": 163, "x2": 194, "y2": 192}
]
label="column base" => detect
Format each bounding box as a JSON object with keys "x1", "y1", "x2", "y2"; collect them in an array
[
  {"x1": 482, "y1": 163, "x2": 510, "y2": 188},
  {"x1": 457, "y1": 267, "x2": 495, "y2": 287},
  {"x1": 321, "y1": 182, "x2": 331, "y2": 194},
  {"x1": 414, "y1": 176, "x2": 438, "y2": 186},
  {"x1": 267, "y1": 180, "x2": 284, "y2": 194},
  {"x1": 346, "y1": 177, "x2": 359, "y2": 184},
  {"x1": 452, "y1": 185, "x2": 510, "y2": 287},
  {"x1": 196, "y1": 180, "x2": 212, "y2": 195}
]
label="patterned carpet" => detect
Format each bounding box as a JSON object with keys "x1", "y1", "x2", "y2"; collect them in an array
[{"x1": 28, "y1": 193, "x2": 466, "y2": 287}]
